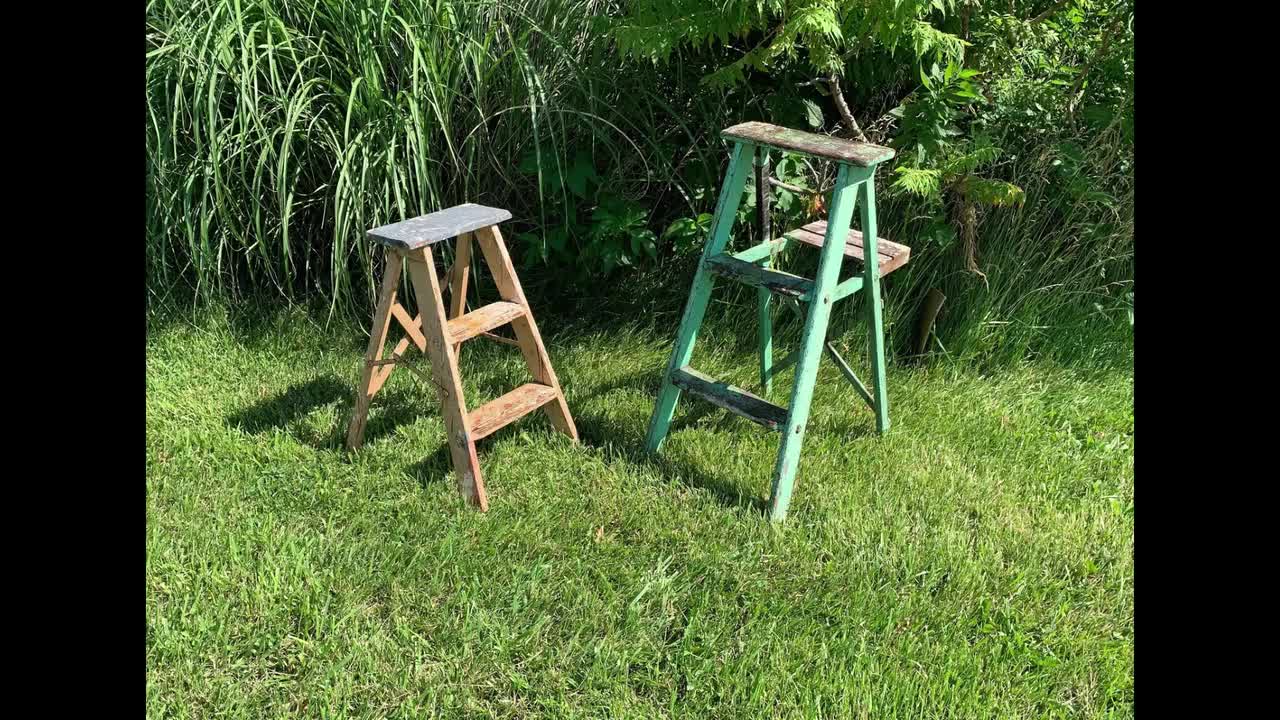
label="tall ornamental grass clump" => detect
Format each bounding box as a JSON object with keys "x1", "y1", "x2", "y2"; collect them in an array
[{"x1": 146, "y1": 0, "x2": 724, "y2": 313}]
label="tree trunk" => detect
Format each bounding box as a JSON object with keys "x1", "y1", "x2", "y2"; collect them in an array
[{"x1": 914, "y1": 288, "x2": 947, "y2": 357}]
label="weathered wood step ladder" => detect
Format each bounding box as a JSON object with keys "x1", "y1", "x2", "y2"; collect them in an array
[
  {"x1": 346, "y1": 204, "x2": 578, "y2": 510},
  {"x1": 645, "y1": 122, "x2": 912, "y2": 522}
]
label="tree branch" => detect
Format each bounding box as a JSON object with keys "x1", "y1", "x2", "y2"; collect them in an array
[
  {"x1": 1030, "y1": 0, "x2": 1072, "y2": 25},
  {"x1": 827, "y1": 74, "x2": 868, "y2": 143}
]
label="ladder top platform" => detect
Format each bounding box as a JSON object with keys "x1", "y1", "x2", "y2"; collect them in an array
[
  {"x1": 722, "y1": 122, "x2": 895, "y2": 167},
  {"x1": 368, "y1": 203, "x2": 512, "y2": 250}
]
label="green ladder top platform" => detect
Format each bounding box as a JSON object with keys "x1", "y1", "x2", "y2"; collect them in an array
[{"x1": 644, "y1": 121, "x2": 911, "y2": 522}]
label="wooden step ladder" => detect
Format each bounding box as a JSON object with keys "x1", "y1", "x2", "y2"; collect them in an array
[
  {"x1": 645, "y1": 122, "x2": 912, "y2": 522},
  {"x1": 346, "y1": 203, "x2": 578, "y2": 510}
]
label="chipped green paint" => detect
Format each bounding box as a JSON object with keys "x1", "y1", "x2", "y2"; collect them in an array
[
  {"x1": 670, "y1": 366, "x2": 787, "y2": 430},
  {"x1": 756, "y1": 148, "x2": 774, "y2": 397},
  {"x1": 830, "y1": 275, "x2": 865, "y2": 302},
  {"x1": 732, "y1": 237, "x2": 790, "y2": 264},
  {"x1": 767, "y1": 162, "x2": 860, "y2": 522},
  {"x1": 704, "y1": 255, "x2": 813, "y2": 298},
  {"x1": 861, "y1": 179, "x2": 890, "y2": 434},
  {"x1": 644, "y1": 127, "x2": 903, "y2": 522},
  {"x1": 644, "y1": 143, "x2": 755, "y2": 454},
  {"x1": 824, "y1": 342, "x2": 876, "y2": 410},
  {"x1": 762, "y1": 348, "x2": 800, "y2": 382},
  {"x1": 781, "y1": 299, "x2": 874, "y2": 409},
  {"x1": 722, "y1": 121, "x2": 895, "y2": 168}
]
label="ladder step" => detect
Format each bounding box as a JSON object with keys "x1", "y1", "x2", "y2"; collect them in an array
[
  {"x1": 448, "y1": 301, "x2": 526, "y2": 344},
  {"x1": 468, "y1": 383, "x2": 558, "y2": 440},
  {"x1": 671, "y1": 366, "x2": 787, "y2": 431},
  {"x1": 704, "y1": 254, "x2": 814, "y2": 298},
  {"x1": 784, "y1": 220, "x2": 912, "y2": 276}
]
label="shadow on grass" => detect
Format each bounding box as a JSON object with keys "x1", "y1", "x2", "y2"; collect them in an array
[
  {"x1": 569, "y1": 364, "x2": 883, "y2": 514},
  {"x1": 215, "y1": 314, "x2": 866, "y2": 517},
  {"x1": 405, "y1": 444, "x2": 454, "y2": 490},
  {"x1": 571, "y1": 369, "x2": 770, "y2": 516},
  {"x1": 226, "y1": 376, "x2": 431, "y2": 450},
  {"x1": 225, "y1": 377, "x2": 348, "y2": 438},
  {"x1": 222, "y1": 370, "x2": 568, "y2": 493}
]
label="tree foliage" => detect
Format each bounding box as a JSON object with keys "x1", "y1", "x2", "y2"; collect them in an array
[{"x1": 616, "y1": 0, "x2": 966, "y2": 86}]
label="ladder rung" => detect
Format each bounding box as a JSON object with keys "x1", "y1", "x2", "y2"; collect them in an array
[
  {"x1": 448, "y1": 302, "x2": 526, "y2": 345},
  {"x1": 671, "y1": 366, "x2": 787, "y2": 431},
  {"x1": 704, "y1": 254, "x2": 813, "y2": 298},
  {"x1": 468, "y1": 383, "x2": 558, "y2": 440}
]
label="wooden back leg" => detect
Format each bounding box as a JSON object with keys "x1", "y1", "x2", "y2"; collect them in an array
[
  {"x1": 448, "y1": 232, "x2": 473, "y2": 355},
  {"x1": 473, "y1": 225, "x2": 579, "y2": 442}
]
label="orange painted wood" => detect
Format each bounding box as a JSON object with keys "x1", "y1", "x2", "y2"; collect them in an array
[
  {"x1": 389, "y1": 303, "x2": 428, "y2": 350},
  {"x1": 447, "y1": 302, "x2": 526, "y2": 345},
  {"x1": 468, "y1": 383, "x2": 559, "y2": 440},
  {"x1": 370, "y1": 335, "x2": 411, "y2": 395},
  {"x1": 369, "y1": 302, "x2": 428, "y2": 396},
  {"x1": 348, "y1": 218, "x2": 579, "y2": 512},
  {"x1": 479, "y1": 331, "x2": 521, "y2": 347}
]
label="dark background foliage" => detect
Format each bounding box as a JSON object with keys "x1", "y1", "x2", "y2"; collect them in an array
[{"x1": 146, "y1": 0, "x2": 1133, "y2": 366}]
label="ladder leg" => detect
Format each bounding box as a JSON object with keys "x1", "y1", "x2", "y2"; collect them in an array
[
  {"x1": 756, "y1": 147, "x2": 773, "y2": 397},
  {"x1": 768, "y1": 164, "x2": 866, "y2": 522},
  {"x1": 473, "y1": 224, "x2": 579, "y2": 442},
  {"x1": 758, "y1": 285, "x2": 773, "y2": 397},
  {"x1": 347, "y1": 250, "x2": 403, "y2": 450},
  {"x1": 448, "y1": 231, "x2": 473, "y2": 355},
  {"x1": 860, "y1": 180, "x2": 890, "y2": 434},
  {"x1": 406, "y1": 247, "x2": 488, "y2": 510},
  {"x1": 645, "y1": 143, "x2": 755, "y2": 452}
]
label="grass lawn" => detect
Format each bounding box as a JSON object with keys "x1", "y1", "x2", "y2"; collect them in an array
[{"x1": 146, "y1": 303, "x2": 1133, "y2": 719}]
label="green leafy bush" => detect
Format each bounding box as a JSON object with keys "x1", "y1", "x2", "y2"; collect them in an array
[{"x1": 147, "y1": 0, "x2": 1134, "y2": 365}]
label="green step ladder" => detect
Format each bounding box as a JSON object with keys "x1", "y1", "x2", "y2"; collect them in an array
[{"x1": 644, "y1": 122, "x2": 912, "y2": 522}]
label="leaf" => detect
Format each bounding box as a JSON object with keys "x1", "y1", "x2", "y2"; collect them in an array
[
  {"x1": 662, "y1": 218, "x2": 695, "y2": 240},
  {"x1": 566, "y1": 151, "x2": 597, "y2": 198},
  {"x1": 892, "y1": 166, "x2": 943, "y2": 198},
  {"x1": 802, "y1": 99, "x2": 823, "y2": 129},
  {"x1": 548, "y1": 227, "x2": 568, "y2": 253},
  {"x1": 631, "y1": 229, "x2": 657, "y2": 258},
  {"x1": 920, "y1": 64, "x2": 934, "y2": 89},
  {"x1": 958, "y1": 178, "x2": 1025, "y2": 208}
]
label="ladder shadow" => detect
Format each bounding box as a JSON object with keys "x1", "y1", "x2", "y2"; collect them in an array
[
  {"x1": 405, "y1": 444, "x2": 454, "y2": 490},
  {"x1": 570, "y1": 372, "x2": 771, "y2": 516},
  {"x1": 225, "y1": 376, "x2": 429, "y2": 450},
  {"x1": 646, "y1": 445, "x2": 771, "y2": 516},
  {"x1": 225, "y1": 376, "x2": 350, "y2": 448}
]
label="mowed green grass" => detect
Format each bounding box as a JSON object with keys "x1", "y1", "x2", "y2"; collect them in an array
[{"x1": 146, "y1": 305, "x2": 1133, "y2": 719}]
